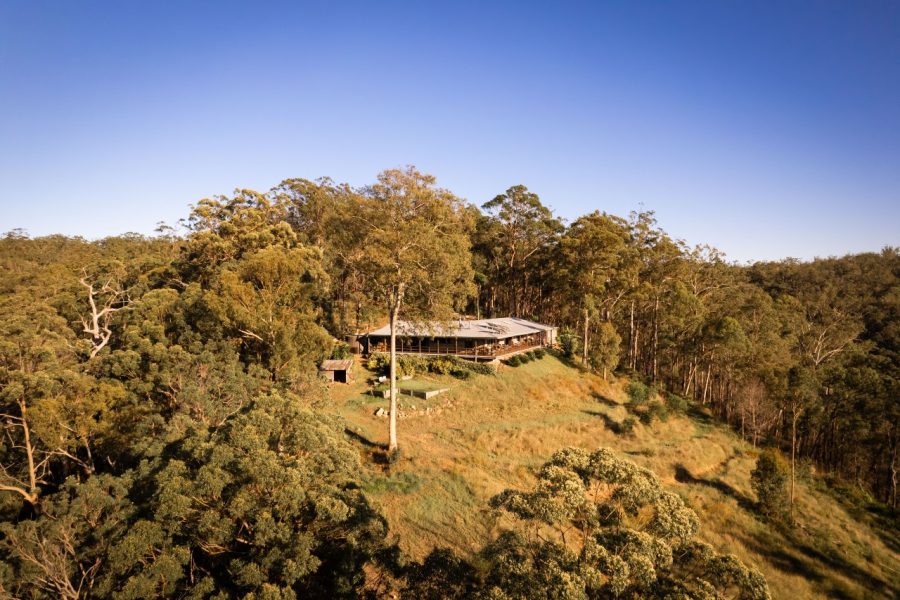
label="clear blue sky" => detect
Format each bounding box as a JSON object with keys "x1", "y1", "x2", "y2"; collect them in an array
[{"x1": 1, "y1": 1, "x2": 897, "y2": 262}]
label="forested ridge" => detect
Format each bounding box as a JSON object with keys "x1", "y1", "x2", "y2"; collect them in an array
[{"x1": 1, "y1": 166, "x2": 896, "y2": 598}]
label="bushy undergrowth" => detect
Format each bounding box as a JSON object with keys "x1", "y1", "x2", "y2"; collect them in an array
[
  {"x1": 330, "y1": 341, "x2": 351, "y2": 360},
  {"x1": 626, "y1": 380, "x2": 656, "y2": 405},
  {"x1": 503, "y1": 348, "x2": 547, "y2": 367},
  {"x1": 626, "y1": 380, "x2": 670, "y2": 425},
  {"x1": 612, "y1": 415, "x2": 637, "y2": 435},
  {"x1": 637, "y1": 400, "x2": 669, "y2": 425},
  {"x1": 366, "y1": 352, "x2": 496, "y2": 379},
  {"x1": 665, "y1": 392, "x2": 690, "y2": 413}
]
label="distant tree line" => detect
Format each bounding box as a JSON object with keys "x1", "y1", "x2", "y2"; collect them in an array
[{"x1": 0, "y1": 164, "x2": 893, "y2": 597}]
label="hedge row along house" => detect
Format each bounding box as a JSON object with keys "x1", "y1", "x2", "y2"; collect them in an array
[{"x1": 359, "y1": 317, "x2": 558, "y2": 362}]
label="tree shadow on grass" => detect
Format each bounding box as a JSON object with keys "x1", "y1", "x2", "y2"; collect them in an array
[
  {"x1": 345, "y1": 427, "x2": 382, "y2": 449},
  {"x1": 590, "y1": 392, "x2": 619, "y2": 408},
  {"x1": 674, "y1": 458, "x2": 898, "y2": 597},
  {"x1": 674, "y1": 463, "x2": 755, "y2": 511},
  {"x1": 581, "y1": 410, "x2": 633, "y2": 436},
  {"x1": 345, "y1": 427, "x2": 402, "y2": 468},
  {"x1": 737, "y1": 527, "x2": 896, "y2": 599},
  {"x1": 685, "y1": 403, "x2": 715, "y2": 425}
]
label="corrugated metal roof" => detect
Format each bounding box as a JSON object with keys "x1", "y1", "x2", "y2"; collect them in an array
[
  {"x1": 364, "y1": 317, "x2": 555, "y2": 340},
  {"x1": 320, "y1": 359, "x2": 353, "y2": 371}
]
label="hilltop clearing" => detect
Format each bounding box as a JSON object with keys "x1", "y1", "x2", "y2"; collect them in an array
[{"x1": 333, "y1": 354, "x2": 900, "y2": 599}]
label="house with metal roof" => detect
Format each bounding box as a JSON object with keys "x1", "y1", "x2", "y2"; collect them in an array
[{"x1": 361, "y1": 317, "x2": 557, "y2": 361}]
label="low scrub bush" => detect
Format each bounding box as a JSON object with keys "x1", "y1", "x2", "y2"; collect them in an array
[
  {"x1": 464, "y1": 360, "x2": 497, "y2": 376},
  {"x1": 627, "y1": 380, "x2": 651, "y2": 405},
  {"x1": 429, "y1": 355, "x2": 495, "y2": 378},
  {"x1": 648, "y1": 400, "x2": 669, "y2": 422},
  {"x1": 397, "y1": 355, "x2": 427, "y2": 377},
  {"x1": 665, "y1": 392, "x2": 689, "y2": 413},
  {"x1": 618, "y1": 416, "x2": 637, "y2": 435},
  {"x1": 505, "y1": 355, "x2": 522, "y2": 367},
  {"x1": 429, "y1": 358, "x2": 454, "y2": 375},
  {"x1": 634, "y1": 399, "x2": 669, "y2": 425},
  {"x1": 367, "y1": 353, "x2": 497, "y2": 379},
  {"x1": 450, "y1": 366, "x2": 473, "y2": 379},
  {"x1": 366, "y1": 352, "x2": 389, "y2": 373},
  {"x1": 532, "y1": 348, "x2": 546, "y2": 359}
]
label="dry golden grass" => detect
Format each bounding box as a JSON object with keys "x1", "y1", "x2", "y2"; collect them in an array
[{"x1": 333, "y1": 354, "x2": 899, "y2": 599}]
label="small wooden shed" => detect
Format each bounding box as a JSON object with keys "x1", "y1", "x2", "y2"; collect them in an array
[{"x1": 319, "y1": 359, "x2": 353, "y2": 383}]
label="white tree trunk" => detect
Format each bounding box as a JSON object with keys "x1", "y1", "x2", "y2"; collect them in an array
[
  {"x1": 582, "y1": 306, "x2": 589, "y2": 367},
  {"x1": 389, "y1": 306, "x2": 399, "y2": 452}
]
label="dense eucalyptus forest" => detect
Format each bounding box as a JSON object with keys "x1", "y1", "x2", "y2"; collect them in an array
[{"x1": 0, "y1": 166, "x2": 896, "y2": 598}]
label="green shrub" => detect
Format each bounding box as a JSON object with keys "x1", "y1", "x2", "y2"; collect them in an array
[
  {"x1": 665, "y1": 393, "x2": 689, "y2": 413},
  {"x1": 505, "y1": 355, "x2": 522, "y2": 367},
  {"x1": 330, "y1": 341, "x2": 351, "y2": 360},
  {"x1": 450, "y1": 366, "x2": 473, "y2": 380},
  {"x1": 751, "y1": 448, "x2": 790, "y2": 521},
  {"x1": 619, "y1": 416, "x2": 637, "y2": 435},
  {"x1": 648, "y1": 400, "x2": 669, "y2": 422},
  {"x1": 465, "y1": 360, "x2": 497, "y2": 376},
  {"x1": 533, "y1": 348, "x2": 546, "y2": 360},
  {"x1": 519, "y1": 352, "x2": 533, "y2": 363},
  {"x1": 366, "y1": 352, "x2": 389, "y2": 373},
  {"x1": 627, "y1": 380, "x2": 651, "y2": 405},
  {"x1": 429, "y1": 358, "x2": 454, "y2": 375},
  {"x1": 424, "y1": 355, "x2": 496, "y2": 378}
]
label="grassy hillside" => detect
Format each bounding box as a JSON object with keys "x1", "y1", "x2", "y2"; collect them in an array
[{"x1": 331, "y1": 354, "x2": 899, "y2": 599}]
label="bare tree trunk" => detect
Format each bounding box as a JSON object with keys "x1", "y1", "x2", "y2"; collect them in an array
[
  {"x1": 791, "y1": 406, "x2": 799, "y2": 523},
  {"x1": 582, "y1": 306, "x2": 589, "y2": 367},
  {"x1": 0, "y1": 400, "x2": 41, "y2": 508},
  {"x1": 891, "y1": 445, "x2": 897, "y2": 509},
  {"x1": 388, "y1": 305, "x2": 399, "y2": 452},
  {"x1": 652, "y1": 296, "x2": 659, "y2": 381},
  {"x1": 476, "y1": 286, "x2": 481, "y2": 320},
  {"x1": 701, "y1": 367, "x2": 711, "y2": 405},
  {"x1": 629, "y1": 300, "x2": 635, "y2": 370}
]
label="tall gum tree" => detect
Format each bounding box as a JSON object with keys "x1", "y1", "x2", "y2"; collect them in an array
[
  {"x1": 556, "y1": 211, "x2": 630, "y2": 368},
  {"x1": 351, "y1": 167, "x2": 474, "y2": 452},
  {"x1": 480, "y1": 185, "x2": 562, "y2": 317}
]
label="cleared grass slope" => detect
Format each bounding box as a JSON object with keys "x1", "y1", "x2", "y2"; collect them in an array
[{"x1": 332, "y1": 354, "x2": 899, "y2": 599}]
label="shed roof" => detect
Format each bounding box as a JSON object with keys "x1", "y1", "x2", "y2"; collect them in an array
[
  {"x1": 320, "y1": 359, "x2": 353, "y2": 371},
  {"x1": 364, "y1": 317, "x2": 555, "y2": 340}
]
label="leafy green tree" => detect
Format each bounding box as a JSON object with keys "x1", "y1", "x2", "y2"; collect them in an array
[
  {"x1": 0, "y1": 299, "x2": 121, "y2": 510},
  {"x1": 479, "y1": 185, "x2": 562, "y2": 318},
  {"x1": 486, "y1": 447, "x2": 770, "y2": 599},
  {"x1": 408, "y1": 447, "x2": 770, "y2": 599},
  {"x1": 751, "y1": 448, "x2": 790, "y2": 521},
  {"x1": 207, "y1": 245, "x2": 332, "y2": 384},
  {"x1": 0, "y1": 473, "x2": 133, "y2": 599},
  {"x1": 179, "y1": 189, "x2": 298, "y2": 285},
  {"x1": 348, "y1": 167, "x2": 474, "y2": 452},
  {"x1": 556, "y1": 211, "x2": 630, "y2": 367},
  {"x1": 590, "y1": 321, "x2": 621, "y2": 380}
]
